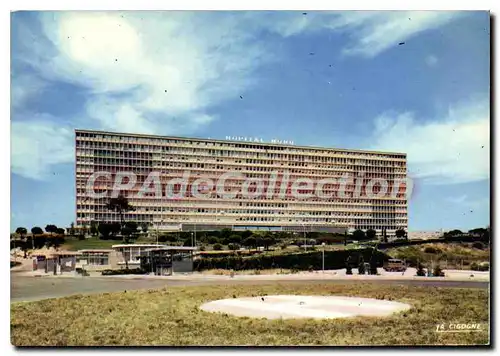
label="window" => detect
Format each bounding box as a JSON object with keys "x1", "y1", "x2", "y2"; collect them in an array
[{"x1": 78, "y1": 253, "x2": 109, "y2": 265}]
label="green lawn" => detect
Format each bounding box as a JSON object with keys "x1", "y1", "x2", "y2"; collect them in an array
[{"x1": 11, "y1": 282, "x2": 489, "y2": 346}]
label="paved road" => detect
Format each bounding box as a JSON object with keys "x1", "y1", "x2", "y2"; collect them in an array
[{"x1": 10, "y1": 273, "x2": 489, "y2": 303}]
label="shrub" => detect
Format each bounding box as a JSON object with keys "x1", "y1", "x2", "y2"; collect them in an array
[
  {"x1": 228, "y1": 243, "x2": 240, "y2": 251},
  {"x1": 213, "y1": 243, "x2": 223, "y2": 251},
  {"x1": 471, "y1": 262, "x2": 489, "y2": 271},
  {"x1": 416, "y1": 263, "x2": 426, "y2": 276},
  {"x1": 207, "y1": 236, "x2": 219, "y2": 245},
  {"x1": 193, "y1": 248, "x2": 389, "y2": 272},
  {"x1": 101, "y1": 268, "x2": 147, "y2": 276},
  {"x1": 433, "y1": 265, "x2": 445, "y2": 277},
  {"x1": 366, "y1": 229, "x2": 377, "y2": 240},
  {"x1": 369, "y1": 260, "x2": 378, "y2": 275},
  {"x1": 472, "y1": 242, "x2": 484, "y2": 250},
  {"x1": 423, "y1": 246, "x2": 441, "y2": 254},
  {"x1": 358, "y1": 262, "x2": 366, "y2": 275}
]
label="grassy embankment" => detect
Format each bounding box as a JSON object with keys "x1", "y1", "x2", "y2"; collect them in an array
[
  {"x1": 11, "y1": 282, "x2": 489, "y2": 346},
  {"x1": 383, "y1": 242, "x2": 490, "y2": 269}
]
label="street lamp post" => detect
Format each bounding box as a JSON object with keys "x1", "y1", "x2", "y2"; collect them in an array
[
  {"x1": 300, "y1": 222, "x2": 307, "y2": 252},
  {"x1": 156, "y1": 220, "x2": 164, "y2": 246},
  {"x1": 322, "y1": 242, "x2": 326, "y2": 273}
]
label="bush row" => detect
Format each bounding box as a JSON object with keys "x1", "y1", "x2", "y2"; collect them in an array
[
  {"x1": 101, "y1": 268, "x2": 148, "y2": 276},
  {"x1": 470, "y1": 262, "x2": 490, "y2": 271},
  {"x1": 193, "y1": 248, "x2": 390, "y2": 271}
]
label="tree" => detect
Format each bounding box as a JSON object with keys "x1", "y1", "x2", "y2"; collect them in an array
[
  {"x1": 33, "y1": 235, "x2": 47, "y2": 249},
  {"x1": 469, "y1": 228, "x2": 487, "y2": 236},
  {"x1": 482, "y1": 228, "x2": 490, "y2": 244},
  {"x1": 121, "y1": 226, "x2": 134, "y2": 243},
  {"x1": 448, "y1": 229, "x2": 463, "y2": 236},
  {"x1": 213, "y1": 243, "x2": 223, "y2": 251},
  {"x1": 121, "y1": 221, "x2": 139, "y2": 243},
  {"x1": 45, "y1": 224, "x2": 58, "y2": 234},
  {"x1": 31, "y1": 227, "x2": 43, "y2": 236},
  {"x1": 141, "y1": 223, "x2": 149, "y2": 234},
  {"x1": 469, "y1": 228, "x2": 489, "y2": 244},
  {"x1": 98, "y1": 223, "x2": 112, "y2": 240},
  {"x1": 15, "y1": 227, "x2": 27, "y2": 239},
  {"x1": 263, "y1": 237, "x2": 276, "y2": 250},
  {"x1": 352, "y1": 229, "x2": 366, "y2": 241},
  {"x1": 220, "y1": 228, "x2": 232, "y2": 240},
  {"x1": 241, "y1": 230, "x2": 253, "y2": 239},
  {"x1": 106, "y1": 193, "x2": 135, "y2": 227},
  {"x1": 228, "y1": 234, "x2": 242, "y2": 244},
  {"x1": 242, "y1": 237, "x2": 257, "y2": 250},
  {"x1": 47, "y1": 236, "x2": 65, "y2": 250},
  {"x1": 207, "y1": 236, "x2": 220, "y2": 245},
  {"x1": 157, "y1": 233, "x2": 177, "y2": 243},
  {"x1": 395, "y1": 229, "x2": 406, "y2": 239},
  {"x1": 228, "y1": 243, "x2": 240, "y2": 251},
  {"x1": 110, "y1": 223, "x2": 121, "y2": 237},
  {"x1": 56, "y1": 228, "x2": 65, "y2": 235},
  {"x1": 366, "y1": 229, "x2": 377, "y2": 240},
  {"x1": 90, "y1": 221, "x2": 99, "y2": 236},
  {"x1": 69, "y1": 222, "x2": 75, "y2": 236}
]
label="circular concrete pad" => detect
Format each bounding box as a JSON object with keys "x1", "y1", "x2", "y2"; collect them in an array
[{"x1": 200, "y1": 295, "x2": 411, "y2": 319}]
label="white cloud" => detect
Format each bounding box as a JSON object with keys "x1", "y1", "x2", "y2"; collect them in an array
[
  {"x1": 20, "y1": 12, "x2": 269, "y2": 126},
  {"x1": 445, "y1": 195, "x2": 489, "y2": 214},
  {"x1": 336, "y1": 11, "x2": 461, "y2": 58},
  {"x1": 12, "y1": 12, "x2": 271, "y2": 178},
  {"x1": 11, "y1": 11, "x2": 464, "y2": 180},
  {"x1": 258, "y1": 11, "x2": 462, "y2": 58},
  {"x1": 11, "y1": 72, "x2": 46, "y2": 110},
  {"x1": 426, "y1": 54, "x2": 438, "y2": 67},
  {"x1": 369, "y1": 99, "x2": 490, "y2": 184},
  {"x1": 11, "y1": 119, "x2": 74, "y2": 180}
]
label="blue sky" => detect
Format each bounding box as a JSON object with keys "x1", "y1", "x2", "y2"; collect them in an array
[{"x1": 10, "y1": 11, "x2": 490, "y2": 232}]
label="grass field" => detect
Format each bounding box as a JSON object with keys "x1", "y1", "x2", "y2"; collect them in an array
[{"x1": 11, "y1": 282, "x2": 489, "y2": 346}]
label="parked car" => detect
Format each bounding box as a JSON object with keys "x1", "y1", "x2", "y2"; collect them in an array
[{"x1": 383, "y1": 258, "x2": 407, "y2": 272}]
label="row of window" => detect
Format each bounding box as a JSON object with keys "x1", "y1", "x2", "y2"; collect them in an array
[
  {"x1": 75, "y1": 135, "x2": 406, "y2": 160},
  {"x1": 77, "y1": 253, "x2": 109, "y2": 266},
  {"x1": 76, "y1": 206, "x2": 407, "y2": 217},
  {"x1": 77, "y1": 164, "x2": 406, "y2": 179},
  {"x1": 75, "y1": 147, "x2": 406, "y2": 167},
  {"x1": 76, "y1": 195, "x2": 407, "y2": 206},
  {"x1": 76, "y1": 216, "x2": 407, "y2": 230}
]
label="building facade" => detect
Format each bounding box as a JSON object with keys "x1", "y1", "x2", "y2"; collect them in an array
[{"x1": 75, "y1": 129, "x2": 408, "y2": 235}]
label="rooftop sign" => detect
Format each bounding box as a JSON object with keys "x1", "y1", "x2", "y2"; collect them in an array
[{"x1": 225, "y1": 136, "x2": 294, "y2": 145}]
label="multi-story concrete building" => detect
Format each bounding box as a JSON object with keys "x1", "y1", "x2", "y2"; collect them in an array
[{"x1": 75, "y1": 129, "x2": 408, "y2": 235}]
